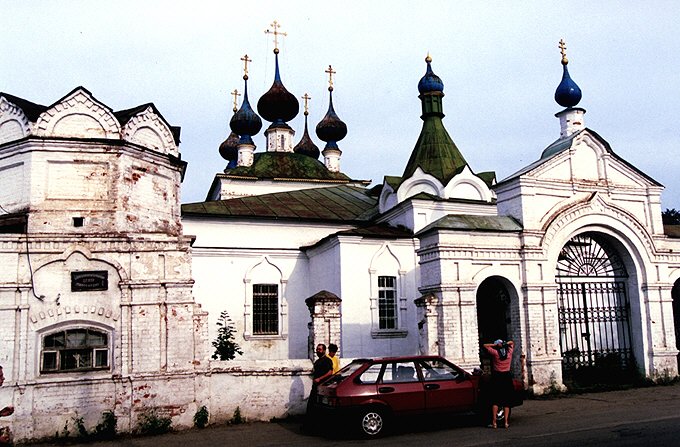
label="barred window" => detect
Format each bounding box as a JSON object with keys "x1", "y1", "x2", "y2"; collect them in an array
[
  {"x1": 253, "y1": 284, "x2": 279, "y2": 335},
  {"x1": 378, "y1": 276, "x2": 397, "y2": 329},
  {"x1": 41, "y1": 328, "x2": 109, "y2": 373}
]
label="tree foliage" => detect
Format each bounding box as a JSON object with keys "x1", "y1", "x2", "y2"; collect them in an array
[
  {"x1": 212, "y1": 310, "x2": 243, "y2": 361},
  {"x1": 662, "y1": 208, "x2": 680, "y2": 225}
]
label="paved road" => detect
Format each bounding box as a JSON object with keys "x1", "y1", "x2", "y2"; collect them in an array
[{"x1": 28, "y1": 383, "x2": 680, "y2": 446}]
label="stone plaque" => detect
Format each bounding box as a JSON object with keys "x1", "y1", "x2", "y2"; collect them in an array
[{"x1": 71, "y1": 271, "x2": 108, "y2": 292}]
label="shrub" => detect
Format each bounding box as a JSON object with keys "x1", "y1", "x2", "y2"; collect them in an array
[
  {"x1": 137, "y1": 409, "x2": 172, "y2": 435},
  {"x1": 229, "y1": 406, "x2": 244, "y2": 425},
  {"x1": 212, "y1": 310, "x2": 243, "y2": 361},
  {"x1": 193, "y1": 405, "x2": 209, "y2": 428}
]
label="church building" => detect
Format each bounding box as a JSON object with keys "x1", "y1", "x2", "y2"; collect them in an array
[{"x1": 0, "y1": 28, "x2": 678, "y2": 441}]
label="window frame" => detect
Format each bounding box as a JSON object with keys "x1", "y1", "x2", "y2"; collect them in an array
[
  {"x1": 251, "y1": 283, "x2": 279, "y2": 336},
  {"x1": 40, "y1": 326, "x2": 111, "y2": 374}
]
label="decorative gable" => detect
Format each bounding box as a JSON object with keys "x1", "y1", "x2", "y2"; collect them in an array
[
  {"x1": 0, "y1": 96, "x2": 31, "y2": 145},
  {"x1": 529, "y1": 131, "x2": 655, "y2": 189},
  {"x1": 34, "y1": 88, "x2": 120, "y2": 139},
  {"x1": 122, "y1": 106, "x2": 178, "y2": 156}
]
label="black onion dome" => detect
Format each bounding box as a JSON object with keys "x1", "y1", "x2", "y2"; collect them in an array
[
  {"x1": 230, "y1": 81, "x2": 262, "y2": 140},
  {"x1": 219, "y1": 131, "x2": 240, "y2": 161},
  {"x1": 257, "y1": 53, "x2": 299, "y2": 124},
  {"x1": 293, "y1": 116, "x2": 320, "y2": 159},
  {"x1": 315, "y1": 91, "x2": 347, "y2": 147}
]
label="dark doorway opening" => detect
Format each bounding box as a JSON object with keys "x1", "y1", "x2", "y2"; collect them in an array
[
  {"x1": 477, "y1": 277, "x2": 511, "y2": 374},
  {"x1": 672, "y1": 280, "x2": 680, "y2": 368}
]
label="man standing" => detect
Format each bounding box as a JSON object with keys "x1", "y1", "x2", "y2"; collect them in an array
[{"x1": 304, "y1": 344, "x2": 333, "y2": 431}]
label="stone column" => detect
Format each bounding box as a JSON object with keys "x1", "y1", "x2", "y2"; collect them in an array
[
  {"x1": 415, "y1": 293, "x2": 439, "y2": 355},
  {"x1": 305, "y1": 290, "x2": 341, "y2": 360}
]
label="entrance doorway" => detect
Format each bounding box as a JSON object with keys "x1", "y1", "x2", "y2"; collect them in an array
[
  {"x1": 477, "y1": 277, "x2": 512, "y2": 373},
  {"x1": 672, "y1": 280, "x2": 680, "y2": 367},
  {"x1": 556, "y1": 232, "x2": 634, "y2": 386}
]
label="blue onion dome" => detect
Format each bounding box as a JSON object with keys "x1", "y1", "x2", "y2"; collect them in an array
[
  {"x1": 294, "y1": 112, "x2": 320, "y2": 159},
  {"x1": 257, "y1": 49, "x2": 299, "y2": 124},
  {"x1": 230, "y1": 75, "x2": 262, "y2": 143},
  {"x1": 316, "y1": 88, "x2": 347, "y2": 148},
  {"x1": 418, "y1": 54, "x2": 444, "y2": 94},
  {"x1": 554, "y1": 42, "x2": 582, "y2": 108}
]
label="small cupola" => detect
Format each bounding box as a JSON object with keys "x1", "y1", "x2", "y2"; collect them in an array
[
  {"x1": 316, "y1": 65, "x2": 347, "y2": 172},
  {"x1": 293, "y1": 93, "x2": 321, "y2": 159},
  {"x1": 554, "y1": 39, "x2": 586, "y2": 139},
  {"x1": 229, "y1": 54, "x2": 262, "y2": 167},
  {"x1": 219, "y1": 89, "x2": 241, "y2": 169}
]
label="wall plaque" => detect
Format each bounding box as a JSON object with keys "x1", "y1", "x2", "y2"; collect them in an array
[{"x1": 71, "y1": 271, "x2": 108, "y2": 292}]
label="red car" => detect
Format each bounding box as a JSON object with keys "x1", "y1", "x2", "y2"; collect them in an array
[{"x1": 312, "y1": 355, "x2": 523, "y2": 437}]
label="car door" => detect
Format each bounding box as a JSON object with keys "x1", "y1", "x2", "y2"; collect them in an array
[
  {"x1": 374, "y1": 361, "x2": 425, "y2": 416},
  {"x1": 418, "y1": 358, "x2": 476, "y2": 413}
]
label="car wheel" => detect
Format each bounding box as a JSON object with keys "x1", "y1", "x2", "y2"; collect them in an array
[{"x1": 358, "y1": 408, "x2": 387, "y2": 437}]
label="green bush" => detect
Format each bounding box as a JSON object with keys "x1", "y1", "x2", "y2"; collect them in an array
[
  {"x1": 193, "y1": 405, "x2": 209, "y2": 428},
  {"x1": 137, "y1": 409, "x2": 172, "y2": 435},
  {"x1": 229, "y1": 406, "x2": 244, "y2": 425},
  {"x1": 212, "y1": 310, "x2": 243, "y2": 361}
]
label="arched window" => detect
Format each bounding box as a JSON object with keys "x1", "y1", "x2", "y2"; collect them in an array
[{"x1": 41, "y1": 328, "x2": 110, "y2": 373}]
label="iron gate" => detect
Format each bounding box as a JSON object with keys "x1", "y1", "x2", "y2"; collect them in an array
[{"x1": 556, "y1": 233, "x2": 634, "y2": 380}]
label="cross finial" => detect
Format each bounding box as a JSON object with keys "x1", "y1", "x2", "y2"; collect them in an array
[
  {"x1": 325, "y1": 65, "x2": 336, "y2": 92},
  {"x1": 231, "y1": 89, "x2": 241, "y2": 113},
  {"x1": 559, "y1": 39, "x2": 568, "y2": 65},
  {"x1": 302, "y1": 93, "x2": 311, "y2": 116},
  {"x1": 240, "y1": 54, "x2": 252, "y2": 80},
  {"x1": 265, "y1": 20, "x2": 287, "y2": 54}
]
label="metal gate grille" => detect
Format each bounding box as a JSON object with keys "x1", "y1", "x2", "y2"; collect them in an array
[{"x1": 556, "y1": 233, "x2": 634, "y2": 379}]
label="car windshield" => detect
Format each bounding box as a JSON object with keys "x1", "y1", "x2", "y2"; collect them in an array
[{"x1": 322, "y1": 361, "x2": 367, "y2": 385}]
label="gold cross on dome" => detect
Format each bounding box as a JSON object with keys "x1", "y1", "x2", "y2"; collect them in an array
[
  {"x1": 231, "y1": 89, "x2": 241, "y2": 112},
  {"x1": 325, "y1": 65, "x2": 336, "y2": 90},
  {"x1": 302, "y1": 93, "x2": 311, "y2": 115},
  {"x1": 240, "y1": 54, "x2": 252, "y2": 78},
  {"x1": 558, "y1": 39, "x2": 568, "y2": 65},
  {"x1": 265, "y1": 20, "x2": 287, "y2": 51}
]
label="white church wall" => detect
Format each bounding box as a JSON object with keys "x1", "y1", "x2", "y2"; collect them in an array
[{"x1": 335, "y1": 238, "x2": 420, "y2": 359}]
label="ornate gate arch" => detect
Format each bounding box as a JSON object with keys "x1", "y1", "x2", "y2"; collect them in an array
[{"x1": 556, "y1": 232, "x2": 634, "y2": 383}]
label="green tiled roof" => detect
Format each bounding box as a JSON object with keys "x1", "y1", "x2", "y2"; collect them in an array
[
  {"x1": 224, "y1": 152, "x2": 351, "y2": 182},
  {"x1": 182, "y1": 185, "x2": 378, "y2": 222},
  {"x1": 417, "y1": 214, "x2": 522, "y2": 235},
  {"x1": 401, "y1": 116, "x2": 468, "y2": 186}
]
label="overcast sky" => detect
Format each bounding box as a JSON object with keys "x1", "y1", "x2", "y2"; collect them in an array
[{"x1": 3, "y1": 1, "x2": 680, "y2": 209}]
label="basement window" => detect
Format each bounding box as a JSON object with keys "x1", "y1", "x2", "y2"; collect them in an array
[{"x1": 41, "y1": 328, "x2": 110, "y2": 373}]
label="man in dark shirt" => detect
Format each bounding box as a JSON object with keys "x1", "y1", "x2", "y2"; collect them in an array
[
  {"x1": 312, "y1": 344, "x2": 333, "y2": 384},
  {"x1": 304, "y1": 344, "x2": 333, "y2": 431}
]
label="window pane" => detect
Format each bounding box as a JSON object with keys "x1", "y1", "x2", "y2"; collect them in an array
[
  {"x1": 44, "y1": 332, "x2": 65, "y2": 349},
  {"x1": 60, "y1": 349, "x2": 92, "y2": 370},
  {"x1": 88, "y1": 330, "x2": 107, "y2": 346},
  {"x1": 378, "y1": 276, "x2": 397, "y2": 329},
  {"x1": 359, "y1": 364, "x2": 383, "y2": 384},
  {"x1": 382, "y1": 361, "x2": 418, "y2": 383},
  {"x1": 253, "y1": 284, "x2": 278, "y2": 335},
  {"x1": 66, "y1": 329, "x2": 88, "y2": 347},
  {"x1": 42, "y1": 351, "x2": 58, "y2": 371},
  {"x1": 95, "y1": 349, "x2": 109, "y2": 368},
  {"x1": 419, "y1": 359, "x2": 461, "y2": 381}
]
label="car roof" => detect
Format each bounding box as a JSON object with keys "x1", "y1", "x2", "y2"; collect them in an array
[{"x1": 351, "y1": 355, "x2": 448, "y2": 363}]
